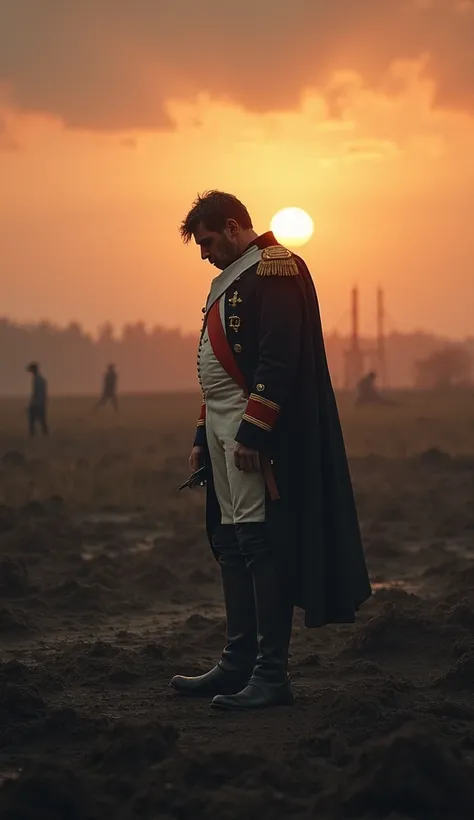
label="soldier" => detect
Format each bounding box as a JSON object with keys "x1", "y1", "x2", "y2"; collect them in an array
[
  {"x1": 355, "y1": 371, "x2": 394, "y2": 406},
  {"x1": 93, "y1": 364, "x2": 119, "y2": 412},
  {"x1": 26, "y1": 362, "x2": 48, "y2": 437},
  {"x1": 170, "y1": 191, "x2": 371, "y2": 710}
]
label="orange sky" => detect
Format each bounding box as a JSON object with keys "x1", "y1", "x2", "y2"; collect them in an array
[{"x1": 1, "y1": 1, "x2": 473, "y2": 338}]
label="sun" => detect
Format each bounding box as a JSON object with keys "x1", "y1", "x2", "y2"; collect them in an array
[{"x1": 270, "y1": 207, "x2": 314, "y2": 248}]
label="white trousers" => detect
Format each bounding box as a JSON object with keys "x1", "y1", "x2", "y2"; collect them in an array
[
  {"x1": 199, "y1": 299, "x2": 266, "y2": 526},
  {"x1": 206, "y1": 400, "x2": 266, "y2": 525}
]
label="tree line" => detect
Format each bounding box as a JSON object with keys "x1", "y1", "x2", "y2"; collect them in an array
[{"x1": 0, "y1": 317, "x2": 472, "y2": 395}]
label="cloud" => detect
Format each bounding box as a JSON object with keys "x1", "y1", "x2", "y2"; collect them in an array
[{"x1": 0, "y1": 0, "x2": 473, "y2": 131}]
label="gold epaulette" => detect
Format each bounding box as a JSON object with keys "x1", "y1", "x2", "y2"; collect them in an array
[{"x1": 256, "y1": 245, "x2": 300, "y2": 277}]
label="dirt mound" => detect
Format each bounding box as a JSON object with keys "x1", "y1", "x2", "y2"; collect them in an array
[
  {"x1": 416, "y1": 447, "x2": 452, "y2": 467},
  {"x1": 346, "y1": 603, "x2": 438, "y2": 655},
  {"x1": 0, "y1": 558, "x2": 30, "y2": 597},
  {"x1": 47, "y1": 580, "x2": 110, "y2": 613},
  {"x1": 316, "y1": 723, "x2": 474, "y2": 819},
  {"x1": 0, "y1": 764, "x2": 92, "y2": 820},
  {"x1": 435, "y1": 651, "x2": 474, "y2": 691},
  {"x1": 133, "y1": 563, "x2": 178, "y2": 594},
  {"x1": 0, "y1": 607, "x2": 35, "y2": 638},
  {"x1": 88, "y1": 718, "x2": 178, "y2": 775},
  {"x1": 0, "y1": 681, "x2": 45, "y2": 748},
  {"x1": 5, "y1": 719, "x2": 474, "y2": 820},
  {"x1": 315, "y1": 675, "x2": 412, "y2": 744},
  {"x1": 44, "y1": 639, "x2": 171, "y2": 689},
  {"x1": 443, "y1": 597, "x2": 474, "y2": 633}
]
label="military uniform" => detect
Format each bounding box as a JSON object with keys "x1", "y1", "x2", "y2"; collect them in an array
[{"x1": 171, "y1": 231, "x2": 371, "y2": 710}]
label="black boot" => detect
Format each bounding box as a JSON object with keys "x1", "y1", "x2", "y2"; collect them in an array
[
  {"x1": 211, "y1": 523, "x2": 294, "y2": 710},
  {"x1": 170, "y1": 525, "x2": 257, "y2": 696}
]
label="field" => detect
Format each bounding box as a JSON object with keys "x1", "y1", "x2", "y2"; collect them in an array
[{"x1": 0, "y1": 390, "x2": 474, "y2": 819}]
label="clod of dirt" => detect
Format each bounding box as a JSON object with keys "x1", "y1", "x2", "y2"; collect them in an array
[
  {"x1": 298, "y1": 653, "x2": 321, "y2": 667},
  {"x1": 134, "y1": 564, "x2": 177, "y2": 593},
  {"x1": 48, "y1": 580, "x2": 108, "y2": 612},
  {"x1": 88, "y1": 719, "x2": 178, "y2": 775}
]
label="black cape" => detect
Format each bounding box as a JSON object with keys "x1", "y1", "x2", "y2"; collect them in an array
[{"x1": 202, "y1": 234, "x2": 372, "y2": 628}]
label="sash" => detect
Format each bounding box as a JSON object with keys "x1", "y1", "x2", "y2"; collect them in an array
[{"x1": 205, "y1": 246, "x2": 262, "y2": 315}]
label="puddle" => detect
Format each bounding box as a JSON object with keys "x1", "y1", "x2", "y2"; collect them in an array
[{"x1": 371, "y1": 578, "x2": 425, "y2": 596}]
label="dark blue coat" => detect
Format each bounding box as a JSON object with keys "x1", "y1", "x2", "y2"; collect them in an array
[{"x1": 195, "y1": 231, "x2": 371, "y2": 628}]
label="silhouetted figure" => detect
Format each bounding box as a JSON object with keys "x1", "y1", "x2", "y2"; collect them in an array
[
  {"x1": 94, "y1": 364, "x2": 119, "y2": 412},
  {"x1": 355, "y1": 371, "x2": 393, "y2": 406},
  {"x1": 26, "y1": 362, "x2": 49, "y2": 436},
  {"x1": 170, "y1": 190, "x2": 371, "y2": 711}
]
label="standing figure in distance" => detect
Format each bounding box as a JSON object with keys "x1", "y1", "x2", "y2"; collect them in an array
[
  {"x1": 170, "y1": 191, "x2": 371, "y2": 711},
  {"x1": 26, "y1": 362, "x2": 48, "y2": 437},
  {"x1": 93, "y1": 364, "x2": 119, "y2": 412}
]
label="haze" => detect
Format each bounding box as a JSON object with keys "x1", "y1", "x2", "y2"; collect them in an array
[{"x1": 1, "y1": 0, "x2": 473, "y2": 339}]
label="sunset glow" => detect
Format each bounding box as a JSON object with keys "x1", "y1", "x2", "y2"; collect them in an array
[{"x1": 0, "y1": 2, "x2": 473, "y2": 339}]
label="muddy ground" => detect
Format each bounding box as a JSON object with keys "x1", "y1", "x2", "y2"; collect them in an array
[{"x1": 0, "y1": 393, "x2": 473, "y2": 819}]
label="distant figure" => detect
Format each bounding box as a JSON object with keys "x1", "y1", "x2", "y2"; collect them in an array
[
  {"x1": 94, "y1": 364, "x2": 119, "y2": 412},
  {"x1": 355, "y1": 371, "x2": 393, "y2": 406},
  {"x1": 26, "y1": 362, "x2": 49, "y2": 436}
]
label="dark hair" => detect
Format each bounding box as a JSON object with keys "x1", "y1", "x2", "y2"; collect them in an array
[{"x1": 179, "y1": 190, "x2": 253, "y2": 243}]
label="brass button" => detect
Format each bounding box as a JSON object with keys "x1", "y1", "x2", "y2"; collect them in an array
[
  {"x1": 201, "y1": 307, "x2": 206, "y2": 313},
  {"x1": 234, "y1": 344, "x2": 242, "y2": 353},
  {"x1": 256, "y1": 383, "x2": 265, "y2": 392}
]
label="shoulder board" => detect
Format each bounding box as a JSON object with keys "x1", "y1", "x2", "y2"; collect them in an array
[{"x1": 256, "y1": 245, "x2": 299, "y2": 277}]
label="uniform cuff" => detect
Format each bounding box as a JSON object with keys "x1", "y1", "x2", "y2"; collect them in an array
[
  {"x1": 235, "y1": 393, "x2": 280, "y2": 451},
  {"x1": 194, "y1": 424, "x2": 207, "y2": 448}
]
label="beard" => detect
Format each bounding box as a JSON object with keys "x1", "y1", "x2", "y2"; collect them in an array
[{"x1": 212, "y1": 236, "x2": 240, "y2": 270}]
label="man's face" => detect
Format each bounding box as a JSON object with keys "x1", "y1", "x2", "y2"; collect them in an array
[{"x1": 193, "y1": 221, "x2": 240, "y2": 271}]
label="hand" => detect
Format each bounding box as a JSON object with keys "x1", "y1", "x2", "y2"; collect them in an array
[
  {"x1": 189, "y1": 445, "x2": 204, "y2": 473},
  {"x1": 234, "y1": 442, "x2": 260, "y2": 473}
]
